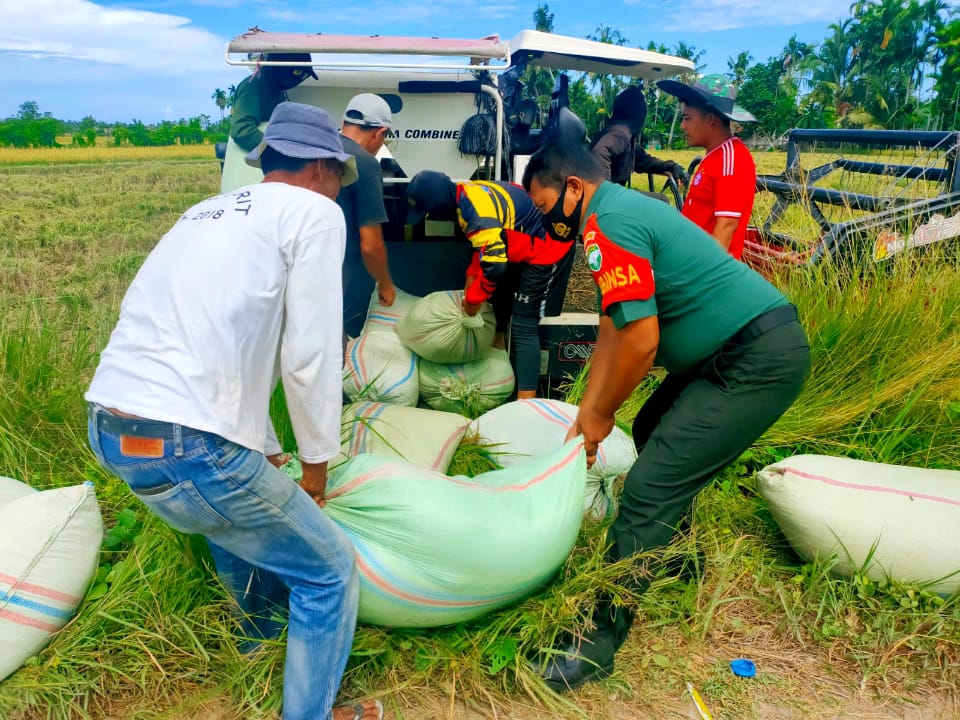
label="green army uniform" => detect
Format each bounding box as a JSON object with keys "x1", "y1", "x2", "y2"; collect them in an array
[
  {"x1": 230, "y1": 74, "x2": 287, "y2": 152},
  {"x1": 547, "y1": 182, "x2": 810, "y2": 688}
]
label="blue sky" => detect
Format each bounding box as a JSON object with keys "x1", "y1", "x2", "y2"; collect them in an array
[{"x1": 3, "y1": 0, "x2": 878, "y2": 123}]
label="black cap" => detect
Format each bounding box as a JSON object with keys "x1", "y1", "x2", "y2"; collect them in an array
[
  {"x1": 404, "y1": 171, "x2": 456, "y2": 226},
  {"x1": 264, "y1": 52, "x2": 318, "y2": 80}
]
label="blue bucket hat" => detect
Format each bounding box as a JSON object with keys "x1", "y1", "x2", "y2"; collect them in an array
[{"x1": 245, "y1": 102, "x2": 358, "y2": 185}]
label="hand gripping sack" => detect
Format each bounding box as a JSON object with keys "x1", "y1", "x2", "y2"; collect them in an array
[
  {"x1": 0, "y1": 482, "x2": 104, "y2": 681},
  {"x1": 343, "y1": 331, "x2": 419, "y2": 406},
  {"x1": 335, "y1": 402, "x2": 470, "y2": 473},
  {"x1": 757, "y1": 455, "x2": 960, "y2": 594},
  {"x1": 469, "y1": 399, "x2": 637, "y2": 520},
  {"x1": 362, "y1": 288, "x2": 421, "y2": 334},
  {"x1": 325, "y1": 439, "x2": 587, "y2": 627},
  {"x1": 396, "y1": 290, "x2": 496, "y2": 364},
  {"x1": 418, "y1": 348, "x2": 515, "y2": 418}
]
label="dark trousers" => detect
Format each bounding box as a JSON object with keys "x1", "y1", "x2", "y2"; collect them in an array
[
  {"x1": 597, "y1": 306, "x2": 811, "y2": 649},
  {"x1": 490, "y1": 244, "x2": 576, "y2": 392}
]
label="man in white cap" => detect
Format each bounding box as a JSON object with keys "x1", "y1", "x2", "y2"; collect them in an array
[
  {"x1": 85, "y1": 102, "x2": 383, "y2": 720},
  {"x1": 657, "y1": 74, "x2": 757, "y2": 259},
  {"x1": 337, "y1": 93, "x2": 397, "y2": 337}
]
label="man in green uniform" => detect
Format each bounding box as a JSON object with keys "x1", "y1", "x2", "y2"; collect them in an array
[
  {"x1": 522, "y1": 143, "x2": 810, "y2": 691},
  {"x1": 230, "y1": 53, "x2": 318, "y2": 152}
]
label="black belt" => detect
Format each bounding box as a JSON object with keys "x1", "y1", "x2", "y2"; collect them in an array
[
  {"x1": 728, "y1": 304, "x2": 799, "y2": 346},
  {"x1": 88, "y1": 404, "x2": 205, "y2": 439}
]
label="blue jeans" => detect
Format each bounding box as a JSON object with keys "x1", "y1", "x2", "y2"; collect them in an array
[{"x1": 87, "y1": 404, "x2": 359, "y2": 720}]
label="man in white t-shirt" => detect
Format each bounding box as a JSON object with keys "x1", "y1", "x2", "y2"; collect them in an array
[{"x1": 85, "y1": 103, "x2": 383, "y2": 720}]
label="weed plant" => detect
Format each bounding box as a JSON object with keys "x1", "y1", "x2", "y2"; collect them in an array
[{"x1": 1, "y1": 157, "x2": 958, "y2": 719}]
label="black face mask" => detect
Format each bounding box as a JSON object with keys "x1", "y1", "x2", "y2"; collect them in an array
[{"x1": 542, "y1": 183, "x2": 582, "y2": 242}]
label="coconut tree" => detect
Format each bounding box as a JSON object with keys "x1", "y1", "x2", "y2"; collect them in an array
[
  {"x1": 211, "y1": 88, "x2": 228, "y2": 127},
  {"x1": 726, "y1": 51, "x2": 753, "y2": 90}
]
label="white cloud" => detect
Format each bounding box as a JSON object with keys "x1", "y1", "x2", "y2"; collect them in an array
[
  {"x1": 264, "y1": 0, "x2": 520, "y2": 33},
  {"x1": 0, "y1": 0, "x2": 228, "y2": 73},
  {"x1": 625, "y1": 0, "x2": 864, "y2": 32}
]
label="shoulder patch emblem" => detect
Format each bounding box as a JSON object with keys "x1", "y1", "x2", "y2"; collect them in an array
[
  {"x1": 585, "y1": 243, "x2": 603, "y2": 272},
  {"x1": 693, "y1": 172, "x2": 702, "y2": 186}
]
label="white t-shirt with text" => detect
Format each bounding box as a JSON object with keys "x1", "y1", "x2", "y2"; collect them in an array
[{"x1": 86, "y1": 181, "x2": 345, "y2": 463}]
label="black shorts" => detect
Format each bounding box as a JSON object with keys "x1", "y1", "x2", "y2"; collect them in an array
[{"x1": 489, "y1": 243, "x2": 576, "y2": 331}]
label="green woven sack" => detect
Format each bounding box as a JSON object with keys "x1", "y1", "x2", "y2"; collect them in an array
[
  {"x1": 418, "y1": 348, "x2": 515, "y2": 417},
  {"x1": 396, "y1": 290, "x2": 496, "y2": 364},
  {"x1": 327, "y1": 439, "x2": 586, "y2": 627}
]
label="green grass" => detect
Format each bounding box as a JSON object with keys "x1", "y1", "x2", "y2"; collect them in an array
[{"x1": 1, "y1": 156, "x2": 959, "y2": 719}]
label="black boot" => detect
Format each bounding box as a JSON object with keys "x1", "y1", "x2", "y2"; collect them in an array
[
  {"x1": 534, "y1": 600, "x2": 635, "y2": 693},
  {"x1": 534, "y1": 627, "x2": 616, "y2": 692}
]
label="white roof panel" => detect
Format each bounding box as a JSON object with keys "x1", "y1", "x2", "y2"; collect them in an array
[{"x1": 508, "y1": 30, "x2": 693, "y2": 79}]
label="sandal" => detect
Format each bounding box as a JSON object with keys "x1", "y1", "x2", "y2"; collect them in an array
[{"x1": 334, "y1": 699, "x2": 384, "y2": 720}]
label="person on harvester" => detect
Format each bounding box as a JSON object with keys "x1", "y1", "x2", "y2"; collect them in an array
[{"x1": 404, "y1": 171, "x2": 576, "y2": 399}]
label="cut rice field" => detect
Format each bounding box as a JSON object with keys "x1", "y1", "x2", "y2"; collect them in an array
[{"x1": 1, "y1": 147, "x2": 958, "y2": 720}]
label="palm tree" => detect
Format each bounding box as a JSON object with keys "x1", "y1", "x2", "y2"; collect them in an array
[
  {"x1": 211, "y1": 88, "x2": 228, "y2": 126},
  {"x1": 587, "y1": 24, "x2": 630, "y2": 118},
  {"x1": 804, "y1": 19, "x2": 861, "y2": 126},
  {"x1": 227, "y1": 85, "x2": 238, "y2": 109},
  {"x1": 524, "y1": 4, "x2": 556, "y2": 109},
  {"x1": 726, "y1": 51, "x2": 753, "y2": 90}
]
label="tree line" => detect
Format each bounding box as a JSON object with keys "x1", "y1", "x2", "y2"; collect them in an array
[
  {"x1": 521, "y1": 0, "x2": 959, "y2": 147},
  {"x1": 0, "y1": 101, "x2": 227, "y2": 149}
]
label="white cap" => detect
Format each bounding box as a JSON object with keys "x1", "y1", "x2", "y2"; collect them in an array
[{"x1": 343, "y1": 93, "x2": 393, "y2": 128}]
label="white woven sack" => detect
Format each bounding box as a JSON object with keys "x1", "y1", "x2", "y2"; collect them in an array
[
  {"x1": 343, "y1": 331, "x2": 419, "y2": 407},
  {"x1": 418, "y1": 348, "x2": 515, "y2": 417},
  {"x1": 0, "y1": 482, "x2": 104, "y2": 681},
  {"x1": 334, "y1": 402, "x2": 470, "y2": 474},
  {"x1": 469, "y1": 399, "x2": 637, "y2": 520},
  {"x1": 757, "y1": 455, "x2": 960, "y2": 594},
  {"x1": 0, "y1": 476, "x2": 37, "y2": 505},
  {"x1": 395, "y1": 290, "x2": 496, "y2": 364},
  {"x1": 361, "y1": 288, "x2": 421, "y2": 334}
]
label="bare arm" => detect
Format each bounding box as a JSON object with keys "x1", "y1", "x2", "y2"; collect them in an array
[
  {"x1": 359, "y1": 224, "x2": 395, "y2": 305},
  {"x1": 567, "y1": 314, "x2": 659, "y2": 466},
  {"x1": 711, "y1": 217, "x2": 739, "y2": 252}
]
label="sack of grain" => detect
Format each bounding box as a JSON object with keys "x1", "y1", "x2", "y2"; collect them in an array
[
  {"x1": 396, "y1": 290, "x2": 496, "y2": 364},
  {"x1": 361, "y1": 288, "x2": 421, "y2": 334},
  {"x1": 0, "y1": 481, "x2": 103, "y2": 681},
  {"x1": 469, "y1": 399, "x2": 637, "y2": 520},
  {"x1": 327, "y1": 439, "x2": 586, "y2": 627},
  {"x1": 757, "y1": 454, "x2": 960, "y2": 594},
  {"x1": 334, "y1": 401, "x2": 469, "y2": 474},
  {"x1": 343, "y1": 331, "x2": 419, "y2": 407},
  {"x1": 418, "y1": 348, "x2": 515, "y2": 418}
]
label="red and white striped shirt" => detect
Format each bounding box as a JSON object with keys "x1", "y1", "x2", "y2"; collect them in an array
[{"x1": 682, "y1": 136, "x2": 756, "y2": 259}]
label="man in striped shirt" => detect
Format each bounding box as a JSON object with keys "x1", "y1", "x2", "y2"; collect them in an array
[{"x1": 657, "y1": 75, "x2": 757, "y2": 259}]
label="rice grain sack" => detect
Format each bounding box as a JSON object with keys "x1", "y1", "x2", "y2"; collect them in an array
[
  {"x1": 469, "y1": 399, "x2": 636, "y2": 520},
  {"x1": 396, "y1": 290, "x2": 496, "y2": 364},
  {"x1": 419, "y1": 348, "x2": 515, "y2": 417},
  {"x1": 362, "y1": 288, "x2": 421, "y2": 334},
  {"x1": 757, "y1": 455, "x2": 960, "y2": 594},
  {"x1": 335, "y1": 402, "x2": 470, "y2": 473},
  {"x1": 343, "y1": 331, "x2": 418, "y2": 406},
  {"x1": 326, "y1": 439, "x2": 587, "y2": 627},
  {"x1": 0, "y1": 482, "x2": 104, "y2": 681},
  {"x1": 0, "y1": 475, "x2": 37, "y2": 505}
]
